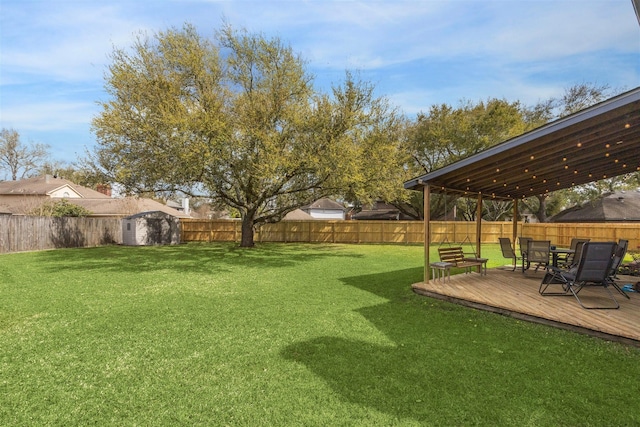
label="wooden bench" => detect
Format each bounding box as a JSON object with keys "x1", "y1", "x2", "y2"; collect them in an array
[{"x1": 438, "y1": 247, "x2": 486, "y2": 275}]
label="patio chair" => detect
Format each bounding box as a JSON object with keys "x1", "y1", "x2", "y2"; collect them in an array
[
  {"x1": 540, "y1": 241, "x2": 618, "y2": 309},
  {"x1": 565, "y1": 240, "x2": 587, "y2": 269},
  {"x1": 557, "y1": 238, "x2": 590, "y2": 268},
  {"x1": 606, "y1": 239, "x2": 631, "y2": 300},
  {"x1": 518, "y1": 237, "x2": 532, "y2": 272},
  {"x1": 498, "y1": 237, "x2": 521, "y2": 271},
  {"x1": 524, "y1": 240, "x2": 550, "y2": 273},
  {"x1": 539, "y1": 241, "x2": 586, "y2": 295}
]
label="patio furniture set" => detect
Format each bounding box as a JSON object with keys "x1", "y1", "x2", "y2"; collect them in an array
[{"x1": 500, "y1": 237, "x2": 635, "y2": 310}]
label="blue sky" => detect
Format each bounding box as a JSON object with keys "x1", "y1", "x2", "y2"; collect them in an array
[{"x1": 1, "y1": 0, "x2": 639, "y2": 165}]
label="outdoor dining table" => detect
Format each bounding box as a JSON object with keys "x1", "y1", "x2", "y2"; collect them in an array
[{"x1": 550, "y1": 247, "x2": 574, "y2": 267}]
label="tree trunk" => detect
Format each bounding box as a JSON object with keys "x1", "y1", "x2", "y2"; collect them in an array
[
  {"x1": 535, "y1": 195, "x2": 548, "y2": 223},
  {"x1": 240, "y1": 214, "x2": 255, "y2": 247}
]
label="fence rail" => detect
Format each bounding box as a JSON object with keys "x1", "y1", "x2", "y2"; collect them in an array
[
  {"x1": 0, "y1": 216, "x2": 122, "y2": 254},
  {"x1": 181, "y1": 219, "x2": 640, "y2": 249}
]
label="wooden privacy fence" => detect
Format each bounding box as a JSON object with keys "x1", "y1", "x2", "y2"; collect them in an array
[
  {"x1": 182, "y1": 219, "x2": 425, "y2": 244},
  {"x1": 0, "y1": 216, "x2": 122, "y2": 254},
  {"x1": 181, "y1": 219, "x2": 640, "y2": 249},
  {"x1": 3, "y1": 217, "x2": 637, "y2": 254}
]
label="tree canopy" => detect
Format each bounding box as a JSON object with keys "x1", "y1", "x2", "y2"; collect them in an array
[{"x1": 91, "y1": 24, "x2": 403, "y2": 246}]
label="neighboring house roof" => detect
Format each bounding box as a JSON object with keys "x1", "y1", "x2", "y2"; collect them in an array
[
  {"x1": 351, "y1": 201, "x2": 413, "y2": 221},
  {"x1": 302, "y1": 198, "x2": 345, "y2": 211},
  {"x1": 0, "y1": 175, "x2": 108, "y2": 198},
  {"x1": 550, "y1": 191, "x2": 640, "y2": 222},
  {"x1": 283, "y1": 209, "x2": 314, "y2": 220},
  {"x1": 61, "y1": 197, "x2": 191, "y2": 218},
  {"x1": 0, "y1": 175, "x2": 190, "y2": 218}
]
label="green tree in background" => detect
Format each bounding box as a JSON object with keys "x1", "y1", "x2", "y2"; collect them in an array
[
  {"x1": 91, "y1": 24, "x2": 403, "y2": 246},
  {"x1": 391, "y1": 98, "x2": 536, "y2": 220}
]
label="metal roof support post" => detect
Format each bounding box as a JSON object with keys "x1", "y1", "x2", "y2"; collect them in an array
[{"x1": 424, "y1": 184, "x2": 431, "y2": 283}]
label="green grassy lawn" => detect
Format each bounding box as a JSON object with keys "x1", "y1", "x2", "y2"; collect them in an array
[{"x1": 1, "y1": 243, "x2": 639, "y2": 426}]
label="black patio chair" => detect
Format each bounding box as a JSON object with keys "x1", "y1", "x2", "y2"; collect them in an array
[
  {"x1": 540, "y1": 241, "x2": 618, "y2": 309},
  {"x1": 557, "y1": 238, "x2": 590, "y2": 268},
  {"x1": 565, "y1": 240, "x2": 587, "y2": 269},
  {"x1": 607, "y1": 239, "x2": 631, "y2": 300},
  {"x1": 498, "y1": 237, "x2": 520, "y2": 271},
  {"x1": 524, "y1": 240, "x2": 550, "y2": 273},
  {"x1": 518, "y1": 237, "x2": 532, "y2": 272}
]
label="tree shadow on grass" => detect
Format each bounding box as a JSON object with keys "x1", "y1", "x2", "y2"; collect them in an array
[
  {"x1": 28, "y1": 242, "x2": 364, "y2": 275},
  {"x1": 281, "y1": 267, "x2": 635, "y2": 425}
]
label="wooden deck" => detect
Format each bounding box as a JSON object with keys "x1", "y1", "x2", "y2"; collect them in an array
[{"x1": 412, "y1": 267, "x2": 640, "y2": 346}]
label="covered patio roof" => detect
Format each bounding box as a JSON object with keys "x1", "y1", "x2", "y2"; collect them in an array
[{"x1": 404, "y1": 87, "x2": 640, "y2": 199}]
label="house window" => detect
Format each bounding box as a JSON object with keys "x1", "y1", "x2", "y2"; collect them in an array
[{"x1": 127, "y1": 223, "x2": 131, "y2": 231}]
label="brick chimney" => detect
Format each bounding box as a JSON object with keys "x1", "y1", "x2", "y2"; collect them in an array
[{"x1": 96, "y1": 184, "x2": 112, "y2": 197}]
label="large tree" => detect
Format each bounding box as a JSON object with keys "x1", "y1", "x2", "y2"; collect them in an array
[
  {"x1": 91, "y1": 24, "x2": 402, "y2": 246},
  {"x1": 389, "y1": 98, "x2": 536, "y2": 220},
  {"x1": 0, "y1": 128, "x2": 50, "y2": 181}
]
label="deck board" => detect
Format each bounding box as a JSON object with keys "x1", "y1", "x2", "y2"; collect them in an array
[{"x1": 412, "y1": 267, "x2": 640, "y2": 346}]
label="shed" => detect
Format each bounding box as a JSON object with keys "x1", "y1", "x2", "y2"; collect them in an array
[{"x1": 122, "y1": 211, "x2": 181, "y2": 246}]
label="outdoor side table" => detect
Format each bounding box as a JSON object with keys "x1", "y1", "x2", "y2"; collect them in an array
[{"x1": 430, "y1": 262, "x2": 455, "y2": 282}]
